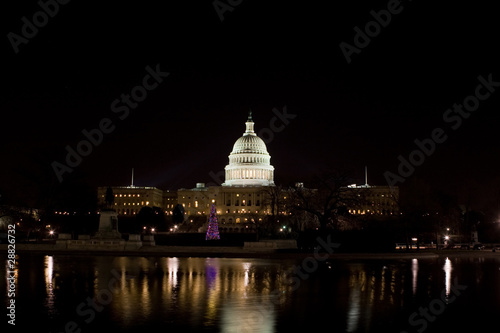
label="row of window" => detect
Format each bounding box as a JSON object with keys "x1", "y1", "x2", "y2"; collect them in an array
[
  {"x1": 184, "y1": 210, "x2": 273, "y2": 216},
  {"x1": 114, "y1": 194, "x2": 147, "y2": 197},
  {"x1": 349, "y1": 209, "x2": 398, "y2": 215},
  {"x1": 115, "y1": 201, "x2": 150, "y2": 206},
  {"x1": 117, "y1": 209, "x2": 175, "y2": 215}
]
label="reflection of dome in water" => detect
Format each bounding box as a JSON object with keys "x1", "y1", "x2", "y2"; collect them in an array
[{"x1": 223, "y1": 112, "x2": 275, "y2": 186}]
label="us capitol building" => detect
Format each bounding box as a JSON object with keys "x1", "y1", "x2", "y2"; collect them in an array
[{"x1": 98, "y1": 113, "x2": 398, "y2": 231}]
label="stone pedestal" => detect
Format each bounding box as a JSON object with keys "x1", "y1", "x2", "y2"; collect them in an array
[{"x1": 94, "y1": 210, "x2": 121, "y2": 239}]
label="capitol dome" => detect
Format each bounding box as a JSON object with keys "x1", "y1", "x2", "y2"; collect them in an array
[{"x1": 223, "y1": 112, "x2": 275, "y2": 186}]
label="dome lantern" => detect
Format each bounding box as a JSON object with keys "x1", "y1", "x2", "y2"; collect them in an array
[{"x1": 244, "y1": 111, "x2": 256, "y2": 136}]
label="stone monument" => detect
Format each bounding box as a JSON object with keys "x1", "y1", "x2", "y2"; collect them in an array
[{"x1": 94, "y1": 210, "x2": 122, "y2": 239}]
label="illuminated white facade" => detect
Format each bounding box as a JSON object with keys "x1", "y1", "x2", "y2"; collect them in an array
[
  {"x1": 97, "y1": 186, "x2": 164, "y2": 215},
  {"x1": 223, "y1": 113, "x2": 275, "y2": 186}
]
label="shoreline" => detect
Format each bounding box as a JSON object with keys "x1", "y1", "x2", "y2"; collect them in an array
[{"x1": 3, "y1": 243, "x2": 500, "y2": 260}]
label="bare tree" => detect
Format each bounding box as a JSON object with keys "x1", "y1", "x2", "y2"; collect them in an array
[
  {"x1": 261, "y1": 185, "x2": 286, "y2": 223},
  {"x1": 289, "y1": 171, "x2": 363, "y2": 232}
]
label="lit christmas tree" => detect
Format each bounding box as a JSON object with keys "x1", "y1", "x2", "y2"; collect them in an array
[{"x1": 205, "y1": 204, "x2": 220, "y2": 240}]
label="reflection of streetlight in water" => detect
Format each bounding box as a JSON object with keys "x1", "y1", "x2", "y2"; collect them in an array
[
  {"x1": 44, "y1": 255, "x2": 56, "y2": 315},
  {"x1": 443, "y1": 257, "x2": 452, "y2": 300},
  {"x1": 412, "y1": 259, "x2": 418, "y2": 296}
]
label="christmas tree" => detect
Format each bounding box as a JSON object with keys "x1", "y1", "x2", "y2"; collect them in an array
[{"x1": 205, "y1": 204, "x2": 220, "y2": 240}]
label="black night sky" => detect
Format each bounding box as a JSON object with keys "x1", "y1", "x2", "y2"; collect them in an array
[{"x1": 1, "y1": 1, "x2": 500, "y2": 216}]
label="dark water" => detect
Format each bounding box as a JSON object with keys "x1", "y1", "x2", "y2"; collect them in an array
[{"x1": 2, "y1": 253, "x2": 500, "y2": 332}]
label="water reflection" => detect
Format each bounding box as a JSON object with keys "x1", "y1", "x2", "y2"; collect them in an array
[
  {"x1": 205, "y1": 258, "x2": 220, "y2": 326},
  {"x1": 412, "y1": 258, "x2": 418, "y2": 296},
  {"x1": 168, "y1": 257, "x2": 179, "y2": 288},
  {"x1": 44, "y1": 256, "x2": 56, "y2": 314},
  {"x1": 7, "y1": 254, "x2": 499, "y2": 332},
  {"x1": 443, "y1": 257, "x2": 452, "y2": 299},
  {"x1": 346, "y1": 279, "x2": 361, "y2": 332},
  {"x1": 68, "y1": 257, "x2": 287, "y2": 331}
]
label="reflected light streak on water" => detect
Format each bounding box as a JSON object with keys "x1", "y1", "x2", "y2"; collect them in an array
[
  {"x1": 205, "y1": 258, "x2": 220, "y2": 327},
  {"x1": 443, "y1": 257, "x2": 452, "y2": 298},
  {"x1": 346, "y1": 280, "x2": 361, "y2": 332},
  {"x1": 346, "y1": 266, "x2": 371, "y2": 332},
  {"x1": 412, "y1": 258, "x2": 418, "y2": 296},
  {"x1": 44, "y1": 255, "x2": 56, "y2": 314},
  {"x1": 243, "y1": 262, "x2": 251, "y2": 288},
  {"x1": 140, "y1": 273, "x2": 151, "y2": 318},
  {"x1": 168, "y1": 257, "x2": 179, "y2": 288}
]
